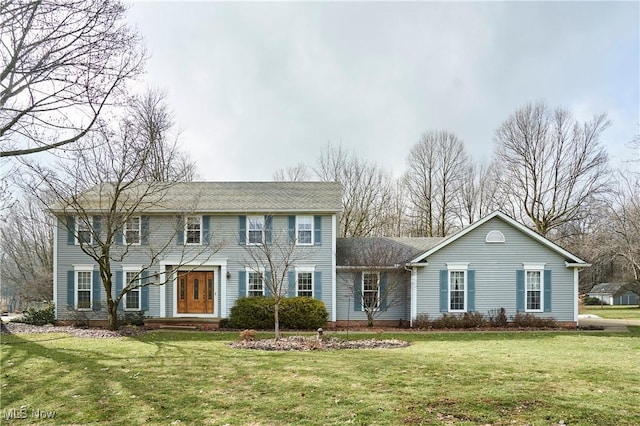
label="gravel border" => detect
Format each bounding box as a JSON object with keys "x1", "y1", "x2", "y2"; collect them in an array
[
  {"x1": 230, "y1": 336, "x2": 410, "y2": 351},
  {"x1": 1, "y1": 322, "x2": 146, "y2": 338}
]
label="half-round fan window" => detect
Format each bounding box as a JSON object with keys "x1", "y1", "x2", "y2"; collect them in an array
[{"x1": 485, "y1": 230, "x2": 505, "y2": 243}]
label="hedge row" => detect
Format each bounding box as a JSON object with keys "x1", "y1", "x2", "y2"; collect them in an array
[{"x1": 228, "y1": 297, "x2": 328, "y2": 330}]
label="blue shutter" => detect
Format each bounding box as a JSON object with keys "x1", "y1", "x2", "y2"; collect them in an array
[
  {"x1": 176, "y1": 216, "x2": 184, "y2": 245},
  {"x1": 288, "y1": 216, "x2": 296, "y2": 244},
  {"x1": 314, "y1": 271, "x2": 322, "y2": 300},
  {"x1": 115, "y1": 226, "x2": 123, "y2": 245},
  {"x1": 265, "y1": 216, "x2": 272, "y2": 245},
  {"x1": 516, "y1": 270, "x2": 525, "y2": 312},
  {"x1": 353, "y1": 273, "x2": 362, "y2": 311},
  {"x1": 544, "y1": 270, "x2": 552, "y2": 312},
  {"x1": 92, "y1": 270, "x2": 101, "y2": 311},
  {"x1": 141, "y1": 270, "x2": 149, "y2": 311},
  {"x1": 439, "y1": 270, "x2": 448, "y2": 312},
  {"x1": 141, "y1": 216, "x2": 150, "y2": 245},
  {"x1": 467, "y1": 270, "x2": 475, "y2": 312},
  {"x1": 264, "y1": 270, "x2": 272, "y2": 296},
  {"x1": 202, "y1": 215, "x2": 210, "y2": 245},
  {"x1": 379, "y1": 273, "x2": 388, "y2": 311},
  {"x1": 314, "y1": 216, "x2": 322, "y2": 246},
  {"x1": 288, "y1": 270, "x2": 296, "y2": 297},
  {"x1": 67, "y1": 270, "x2": 75, "y2": 307},
  {"x1": 238, "y1": 271, "x2": 246, "y2": 296},
  {"x1": 92, "y1": 216, "x2": 101, "y2": 244},
  {"x1": 115, "y1": 271, "x2": 123, "y2": 311},
  {"x1": 238, "y1": 216, "x2": 246, "y2": 245},
  {"x1": 67, "y1": 216, "x2": 75, "y2": 245}
]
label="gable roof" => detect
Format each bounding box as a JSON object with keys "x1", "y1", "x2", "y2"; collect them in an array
[
  {"x1": 408, "y1": 211, "x2": 588, "y2": 266},
  {"x1": 51, "y1": 181, "x2": 343, "y2": 214},
  {"x1": 336, "y1": 237, "x2": 442, "y2": 267},
  {"x1": 588, "y1": 283, "x2": 628, "y2": 296}
]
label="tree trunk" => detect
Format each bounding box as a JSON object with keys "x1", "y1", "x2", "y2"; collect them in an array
[
  {"x1": 366, "y1": 311, "x2": 374, "y2": 327},
  {"x1": 107, "y1": 301, "x2": 119, "y2": 331},
  {"x1": 274, "y1": 301, "x2": 280, "y2": 339}
]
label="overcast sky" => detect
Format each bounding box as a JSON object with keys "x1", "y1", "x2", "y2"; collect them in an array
[{"x1": 127, "y1": 1, "x2": 639, "y2": 181}]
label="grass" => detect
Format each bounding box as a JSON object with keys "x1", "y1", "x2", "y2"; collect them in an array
[
  {"x1": 580, "y1": 305, "x2": 640, "y2": 319},
  {"x1": 2, "y1": 329, "x2": 640, "y2": 425}
]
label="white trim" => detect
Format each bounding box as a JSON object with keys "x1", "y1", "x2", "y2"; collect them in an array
[
  {"x1": 161, "y1": 259, "x2": 227, "y2": 318},
  {"x1": 185, "y1": 215, "x2": 203, "y2": 245},
  {"x1": 246, "y1": 215, "x2": 265, "y2": 245},
  {"x1": 122, "y1": 266, "x2": 142, "y2": 311},
  {"x1": 124, "y1": 216, "x2": 141, "y2": 246},
  {"x1": 220, "y1": 264, "x2": 228, "y2": 318},
  {"x1": 524, "y1": 268, "x2": 544, "y2": 313},
  {"x1": 159, "y1": 267, "x2": 166, "y2": 317},
  {"x1": 74, "y1": 266, "x2": 94, "y2": 311},
  {"x1": 331, "y1": 214, "x2": 337, "y2": 322},
  {"x1": 447, "y1": 269, "x2": 467, "y2": 313},
  {"x1": 361, "y1": 271, "x2": 381, "y2": 311},
  {"x1": 573, "y1": 268, "x2": 579, "y2": 323},
  {"x1": 295, "y1": 266, "x2": 315, "y2": 297},
  {"x1": 410, "y1": 267, "x2": 417, "y2": 327},
  {"x1": 409, "y1": 211, "x2": 588, "y2": 265},
  {"x1": 295, "y1": 215, "x2": 314, "y2": 246},
  {"x1": 75, "y1": 216, "x2": 93, "y2": 245},
  {"x1": 246, "y1": 266, "x2": 265, "y2": 297},
  {"x1": 53, "y1": 223, "x2": 58, "y2": 319},
  {"x1": 447, "y1": 262, "x2": 469, "y2": 271}
]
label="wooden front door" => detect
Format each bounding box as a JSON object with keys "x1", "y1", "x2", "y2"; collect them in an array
[{"x1": 177, "y1": 271, "x2": 214, "y2": 314}]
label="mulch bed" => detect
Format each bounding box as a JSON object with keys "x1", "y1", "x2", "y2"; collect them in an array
[
  {"x1": 230, "y1": 336, "x2": 410, "y2": 351},
  {"x1": 1, "y1": 322, "x2": 147, "y2": 338}
]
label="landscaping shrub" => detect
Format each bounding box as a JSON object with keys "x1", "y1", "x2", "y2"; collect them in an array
[
  {"x1": 511, "y1": 313, "x2": 558, "y2": 328},
  {"x1": 118, "y1": 311, "x2": 146, "y2": 327},
  {"x1": 413, "y1": 313, "x2": 430, "y2": 329},
  {"x1": 13, "y1": 303, "x2": 55, "y2": 326},
  {"x1": 279, "y1": 297, "x2": 328, "y2": 330},
  {"x1": 229, "y1": 297, "x2": 275, "y2": 329},
  {"x1": 229, "y1": 297, "x2": 328, "y2": 330},
  {"x1": 488, "y1": 307, "x2": 508, "y2": 327},
  {"x1": 585, "y1": 296, "x2": 606, "y2": 306}
]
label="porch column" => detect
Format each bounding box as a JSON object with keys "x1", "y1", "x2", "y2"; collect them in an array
[{"x1": 410, "y1": 267, "x2": 418, "y2": 327}]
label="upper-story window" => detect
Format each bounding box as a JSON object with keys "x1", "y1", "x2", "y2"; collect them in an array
[
  {"x1": 75, "y1": 217, "x2": 93, "y2": 245},
  {"x1": 185, "y1": 216, "x2": 202, "y2": 245},
  {"x1": 124, "y1": 217, "x2": 141, "y2": 245},
  {"x1": 247, "y1": 216, "x2": 264, "y2": 245},
  {"x1": 296, "y1": 216, "x2": 313, "y2": 245}
]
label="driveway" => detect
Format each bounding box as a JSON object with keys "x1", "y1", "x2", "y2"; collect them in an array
[{"x1": 578, "y1": 314, "x2": 640, "y2": 331}]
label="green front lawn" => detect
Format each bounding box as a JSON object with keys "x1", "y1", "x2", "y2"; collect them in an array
[
  {"x1": 2, "y1": 329, "x2": 640, "y2": 425},
  {"x1": 581, "y1": 305, "x2": 640, "y2": 319}
]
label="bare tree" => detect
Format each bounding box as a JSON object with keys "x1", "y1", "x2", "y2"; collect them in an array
[
  {"x1": 242, "y1": 228, "x2": 310, "y2": 339},
  {"x1": 315, "y1": 143, "x2": 393, "y2": 237},
  {"x1": 1, "y1": 0, "x2": 145, "y2": 157},
  {"x1": 0, "y1": 190, "x2": 53, "y2": 310},
  {"x1": 272, "y1": 163, "x2": 310, "y2": 182},
  {"x1": 127, "y1": 89, "x2": 197, "y2": 182},
  {"x1": 494, "y1": 102, "x2": 612, "y2": 236},
  {"x1": 455, "y1": 160, "x2": 500, "y2": 227},
  {"x1": 23, "y1": 114, "x2": 210, "y2": 330},
  {"x1": 338, "y1": 238, "x2": 413, "y2": 327},
  {"x1": 405, "y1": 130, "x2": 469, "y2": 237}
]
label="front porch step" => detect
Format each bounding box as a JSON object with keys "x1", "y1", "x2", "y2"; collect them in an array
[{"x1": 144, "y1": 317, "x2": 221, "y2": 331}]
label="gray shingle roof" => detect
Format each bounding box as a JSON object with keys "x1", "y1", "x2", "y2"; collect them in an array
[
  {"x1": 336, "y1": 237, "x2": 443, "y2": 267},
  {"x1": 51, "y1": 181, "x2": 343, "y2": 213},
  {"x1": 588, "y1": 283, "x2": 626, "y2": 296}
]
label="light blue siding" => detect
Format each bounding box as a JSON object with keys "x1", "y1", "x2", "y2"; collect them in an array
[{"x1": 414, "y1": 217, "x2": 576, "y2": 322}]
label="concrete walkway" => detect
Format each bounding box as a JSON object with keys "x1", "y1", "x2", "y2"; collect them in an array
[{"x1": 577, "y1": 315, "x2": 640, "y2": 331}]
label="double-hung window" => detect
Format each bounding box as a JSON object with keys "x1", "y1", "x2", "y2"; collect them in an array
[
  {"x1": 449, "y1": 271, "x2": 466, "y2": 311},
  {"x1": 296, "y1": 216, "x2": 313, "y2": 245},
  {"x1": 124, "y1": 217, "x2": 141, "y2": 245},
  {"x1": 76, "y1": 269, "x2": 92, "y2": 310},
  {"x1": 185, "y1": 216, "x2": 201, "y2": 245},
  {"x1": 362, "y1": 272, "x2": 380, "y2": 310},
  {"x1": 526, "y1": 270, "x2": 542, "y2": 312},
  {"x1": 124, "y1": 270, "x2": 141, "y2": 310},
  {"x1": 75, "y1": 218, "x2": 93, "y2": 245},
  {"x1": 247, "y1": 271, "x2": 264, "y2": 296},
  {"x1": 247, "y1": 216, "x2": 264, "y2": 245},
  {"x1": 297, "y1": 271, "x2": 313, "y2": 297}
]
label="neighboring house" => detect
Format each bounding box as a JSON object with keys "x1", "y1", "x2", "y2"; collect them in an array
[
  {"x1": 588, "y1": 283, "x2": 640, "y2": 306},
  {"x1": 52, "y1": 183, "x2": 589, "y2": 327}
]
